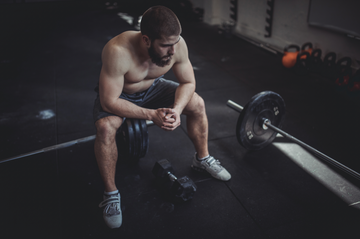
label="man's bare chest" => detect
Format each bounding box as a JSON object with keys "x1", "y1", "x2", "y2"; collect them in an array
[{"x1": 125, "y1": 62, "x2": 173, "y2": 82}]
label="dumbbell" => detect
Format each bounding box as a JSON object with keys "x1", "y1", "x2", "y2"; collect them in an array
[{"x1": 152, "y1": 159, "x2": 197, "y2": 202}]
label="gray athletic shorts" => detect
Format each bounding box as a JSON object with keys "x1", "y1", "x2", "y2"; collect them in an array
[{"x1": 93, "y1": 76, "x2": 179, "y2": 124}]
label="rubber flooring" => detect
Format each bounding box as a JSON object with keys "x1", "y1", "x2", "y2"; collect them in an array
[{"x1": 0, "y1": 2, "x2": 360, "y2": 239}]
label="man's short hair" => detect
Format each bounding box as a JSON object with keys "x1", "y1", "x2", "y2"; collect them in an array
[{"x1": 140, "y1": 6, "x2": 182, "y2": 40}]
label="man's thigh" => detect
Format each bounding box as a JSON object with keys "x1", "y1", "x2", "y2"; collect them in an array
[
  {"x1": 139, "y1": 78, "x2": 179, "y2": 109},
  {"x1": 93, "y1": 78, "x2": 178, "y2": 124}
]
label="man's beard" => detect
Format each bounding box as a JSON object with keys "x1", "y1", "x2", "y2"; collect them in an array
[{"x1": 148, "y1": 44, "x2": 172, "y2": 67}]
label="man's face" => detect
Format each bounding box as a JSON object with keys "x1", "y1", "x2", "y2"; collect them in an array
[{"x1": 148, "y1": 35, "x2": 181, "y2": 67}]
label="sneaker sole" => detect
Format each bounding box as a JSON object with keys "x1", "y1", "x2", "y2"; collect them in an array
[
  {"x1": 191, "y1": 164, "x2": 206, "y2": 172},
  {"x1": 192, "y1": 164, "x2": 231, "y2": 181}
]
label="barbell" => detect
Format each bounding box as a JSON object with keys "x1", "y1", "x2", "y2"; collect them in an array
[
  {"x1": 227, "y1": 91, "x2": 360, "y2": 181},
  {"x1": 2, "y1": 91, "x2": 360, "y2": 182},
  {"x1": 0, "y1": 119, "x2": 154, "y2": 164}
]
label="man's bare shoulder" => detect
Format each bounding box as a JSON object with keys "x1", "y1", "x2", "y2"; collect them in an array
[
  {"x1": 101, "y1": 31, "x2": 140, "y2": 69},
  {"x1": 173, "y1": 36, "x2": 190, "y2": 63},
  {"x1": 103, "y1": 31, "x2": 139, "y2": 55}
]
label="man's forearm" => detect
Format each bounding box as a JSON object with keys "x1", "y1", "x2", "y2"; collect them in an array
[
  {"x1": 102, "y1": 98, "x2": 153, "y2": 120},
  {"x1": 101, "y1": 82, "x2": 195, "y2": 120},
  {"x1": 173, "y1": 82, "x2": 196, "y2": 113}
]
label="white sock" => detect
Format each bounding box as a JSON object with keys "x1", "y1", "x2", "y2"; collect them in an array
[
  {"x1": 104, "y1": 190, "x2": 119, "y2": 196},
  {"x1": 197, "y1": 154, "x2": 210, "y2": 161}
]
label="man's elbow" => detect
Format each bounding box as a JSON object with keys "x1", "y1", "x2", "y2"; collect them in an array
[
  {"x1": 188, "y1": 82, "x2": 196, "y2": 92},
  {"x1": 100, "y1": 100, "x2": 116, "y2": 114}
]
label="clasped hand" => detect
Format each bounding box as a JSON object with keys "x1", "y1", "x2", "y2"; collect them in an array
[{"x1": 152, "y1": 108, "x2": 181, "y2": 131}]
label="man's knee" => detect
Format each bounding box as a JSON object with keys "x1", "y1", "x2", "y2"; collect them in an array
[
  {"x1": 95, "y1": 116, "x2": 123, "y2": 141},
  {"x1": 184, "y1": 93, "x2": 206, "y2": 115}
]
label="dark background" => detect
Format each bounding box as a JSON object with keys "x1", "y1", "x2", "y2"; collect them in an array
[{"x1": 1, "y1": 1, "x2": 360, "y2": 238}]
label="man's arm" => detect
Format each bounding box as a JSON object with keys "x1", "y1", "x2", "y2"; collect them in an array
[
  {"x1": 99, "y1": 41, "x2": 173, "y2": 125},
  {"x1": 98, "y1": 42, "x2": 152, "y2": 119},
  {"x1": 172, "y1": 38, "x2": 196, "y2": 113},
  {"x1": 162, "y1": 38, "x2": 196, "y2": 130}
]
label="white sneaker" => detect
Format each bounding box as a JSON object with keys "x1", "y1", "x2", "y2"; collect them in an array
[
  {"x1": 191, "y1": 154, "x2": 231, "y2": 181},
  {"x1": 99, "y1": 192, "x2": 122, "y2": 228}
]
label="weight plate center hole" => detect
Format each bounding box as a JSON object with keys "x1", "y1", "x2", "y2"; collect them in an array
[{"x1": 253, "y1": 109, "x2": 273, "y2": 136}]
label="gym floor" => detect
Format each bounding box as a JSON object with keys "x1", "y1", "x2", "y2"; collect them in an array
[{"x1": 1, "y1": 2, "x2": 360, "y2": 239}]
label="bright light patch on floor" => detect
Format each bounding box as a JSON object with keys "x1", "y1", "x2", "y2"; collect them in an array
[
  {"x1": 118, "y1": 13, "x2": 134, "y2": 25},
  {"x1": 272, "y1": 141, "x2": 360, "y2": 208},
  {"x1": 36, "y1": 109, "x2": 55, "y2": 120}
]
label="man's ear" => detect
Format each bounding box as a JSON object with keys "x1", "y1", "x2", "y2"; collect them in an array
[{"x1": 142, "y1": 35, "x2": 151, "y2": 47}]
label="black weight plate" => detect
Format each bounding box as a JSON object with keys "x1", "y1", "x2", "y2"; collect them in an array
[
  {"x1": 120, "y1": 119, "x2": 135, "y2": 160},
  {"x1": 131, "y1": 119, "x2": 142, "y2": 162},
  {"x1": 116, "y1": 122, "x2": 126, "y2": 158},
  {"x1": 236, "y1": 91, "x2": 285, "y2": 150},
  {"x1": 139, "y1": 119, "x2": 149, "y2": 158}
]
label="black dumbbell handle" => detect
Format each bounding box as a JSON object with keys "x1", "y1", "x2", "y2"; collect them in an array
[{"x1": 167, "y1": 171, "x2": 178, "y2": 181}]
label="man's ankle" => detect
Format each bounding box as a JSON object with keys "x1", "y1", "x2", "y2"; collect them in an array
[
  {"x1": 104, "y1": 186, "x2": 118, "y2": 194},
  {"x1": 196, "y1": 154, "x2": 210, "y2": 161},
  {"x1": 104, "y1": 190, "x2": 119, "y2": 196}
]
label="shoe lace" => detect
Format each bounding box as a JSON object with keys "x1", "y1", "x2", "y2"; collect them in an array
[
  {"x1": 99, "y1": 196, "x2": 120, "y2": 215},
  {"x1": 204, "y1": 156, "x2": 222, "y2": 169}
]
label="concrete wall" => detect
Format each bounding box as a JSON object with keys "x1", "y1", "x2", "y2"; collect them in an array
[
  {"x1": 192, "y1": 0, "x2": 360, "y2": 70},
  {"x1": 191, "y1": 0, "x2": 231, "y2": 25}
]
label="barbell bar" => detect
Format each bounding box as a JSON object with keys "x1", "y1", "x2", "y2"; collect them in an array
[
  {"x1": 0, "y1": 119, "x2": 154, "y2": 164},
  {"x1": 227, "y1": 91, "x2": 360, "y2": 181}
]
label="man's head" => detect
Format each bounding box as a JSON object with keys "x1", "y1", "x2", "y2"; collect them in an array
[
  {"x1": 140, "y1": 6, "x2": 182, "y2": 41},
  {"x1": 140, "y1": 6, "x2": 182, "y2": 67}
]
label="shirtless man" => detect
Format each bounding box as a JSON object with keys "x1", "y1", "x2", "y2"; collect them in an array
[{"x1": 93, "y1": 6, "x2": 231, "y2": 228}]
